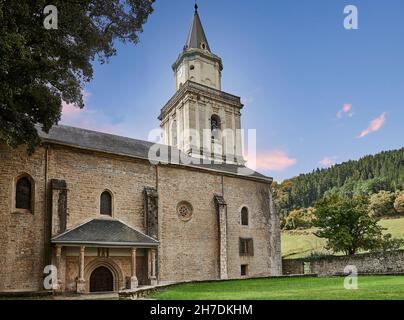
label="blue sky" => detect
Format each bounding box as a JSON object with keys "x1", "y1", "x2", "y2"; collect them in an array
[{"x1": 61, "y1": 0, "x2": 404, "y2": 181}]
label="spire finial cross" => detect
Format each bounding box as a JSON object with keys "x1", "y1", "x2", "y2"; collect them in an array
[{"x1": 194, "y1": 0, "x2": 198, "y2": 13}]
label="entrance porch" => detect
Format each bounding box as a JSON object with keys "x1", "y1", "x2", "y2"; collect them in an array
[{"x1": 51, "y1": 218, "x2": 159, "y2": 293}]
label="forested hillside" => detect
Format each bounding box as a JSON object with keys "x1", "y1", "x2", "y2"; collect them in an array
[{"x1": 273, "y1": 148, "x2": 404, "y2": 214}]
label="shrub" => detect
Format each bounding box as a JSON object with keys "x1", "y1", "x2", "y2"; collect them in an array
[
  {"x1": 283, "y1": 208, "x2": 315, "y2": 230},
  {"x1": 369, "y1": 190, "x2": 396, "y2": 217},
  {"x1": 371, "y1": 234, "x2": 404, "y2": 252},
  {"x1": 394, "y1": 191, "x2": 404, "y2": 214}
]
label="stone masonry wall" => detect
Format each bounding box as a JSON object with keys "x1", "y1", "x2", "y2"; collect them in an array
[
  {"x1": 283, "y1": 250, "x2": 404, "y2": 276},
  {"x1": 46, "y1": 145, "x2": 157, "y2": 232},
  {"x1": 224, "y1": 176, "x2": 275, "y2": 279},
  {"x1": 157, "y1": 166, "x2": 277, "y2": 282},
  {"x1": 157, "y1": 165, "x2": 222, "y2": 282},
  {"x1": 1, "y1": 142, "x2": 280, "y2": 292},
  {"x1": 282, "y1": 259, "x2": 305, "y2": 275},
  {"x1": 0, "y1": 145, "x2": 47, "y2": 292}
]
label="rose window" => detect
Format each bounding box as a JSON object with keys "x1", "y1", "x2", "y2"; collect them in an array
[{"x1": 177, "y1": 201, "x2": 193, "y2": 221}]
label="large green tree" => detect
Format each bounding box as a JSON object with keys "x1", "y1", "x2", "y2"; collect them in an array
[
  {"x1": 313, "y1": 195, "x2": 402, "y2": 255},
  {"x1": 0, "y1": 0, "x2": 154, "y2": 152}
]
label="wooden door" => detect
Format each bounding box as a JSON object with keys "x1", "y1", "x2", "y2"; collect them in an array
[{"x1": 90, "y1": 266, "x2": 114, "y2": 292}]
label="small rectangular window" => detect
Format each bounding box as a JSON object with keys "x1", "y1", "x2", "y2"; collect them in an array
[
  {"x1": 239, "y1": 238, "x2": 254, "y2": 256},
  {"x1": 241, "y1": 265, "x2": 248, "y2": 276}
]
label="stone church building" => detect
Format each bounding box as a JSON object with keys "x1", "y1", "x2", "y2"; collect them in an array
[{"x1": 0, "y1": 5, "x2": 281, "y2": 294}]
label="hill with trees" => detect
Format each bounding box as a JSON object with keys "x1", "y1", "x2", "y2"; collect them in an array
[{"x1": 273, "y1": 148, "x2": 404, "y2": 216}]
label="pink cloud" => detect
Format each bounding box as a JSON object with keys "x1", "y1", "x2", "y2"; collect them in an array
[
  {"x1": 358, "y1": 112, "x2": 387, "y2": 138},
  {"x1": 319, "y1": 156, "x2": 337, "y2": 168},
  {"x1": 343, "y1": 104, "x2": 352, "y2": 113},
  {"x1": 336, "y1": 103, "x2": 353, "y2": 119},
  {"x1": 61, "y1": 90, "x2": 91, "y2": 116},
  {"x1": 61, "y1": 101, "x2": 82, "y2": 116},
  {"x1": 247, "y1": 150, "x2": 297, "y2": 172},
  {"x1": 60, "y1": 90, "x2": 126, "y2": 135}
]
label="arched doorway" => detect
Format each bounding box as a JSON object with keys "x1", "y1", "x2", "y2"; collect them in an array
[{"x1": 89, "y1": 266, "x2": 114, "y2": 292}]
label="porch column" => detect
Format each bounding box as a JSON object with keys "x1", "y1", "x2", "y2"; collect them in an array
[
  {"x1": 130, "y1": 248, "x2": 138, "y2": 289},
  {"x1": 149, "y1": 248, "x2": 157, "y2": 285},
  {"x1": 54, "y1": 245, "x2": 63, "y2": 292},
  {"x1": 76, "y1": 246, "x2": 86, "y2": 293}
]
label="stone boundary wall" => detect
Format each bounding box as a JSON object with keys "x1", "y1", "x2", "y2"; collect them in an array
[{"x1": 283, "y1": 250, "x2": 404, "y2": 276}]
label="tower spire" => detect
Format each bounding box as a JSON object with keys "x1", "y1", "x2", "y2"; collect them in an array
[
  {"x1": 172, "y1": 0, "x2": 223, "y2": 91},
  {"x1": 185, "y1": 1, "x2": 210, "y2": 52}
]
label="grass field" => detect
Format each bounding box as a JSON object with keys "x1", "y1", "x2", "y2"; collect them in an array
[
  {"x1": 282, "y1": 216, "x2": 404, "y2": 259},
  {"x1": 149, "y1": 276, "x2": 404, "y2": 300}
]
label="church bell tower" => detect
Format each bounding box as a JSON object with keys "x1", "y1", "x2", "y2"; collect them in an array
[
  {"x1": 159, "y1": 4, "x2": 245, "y2": 165},
  {"x1": 173, "y1": 3, "x2": 222, "y2": 91}
]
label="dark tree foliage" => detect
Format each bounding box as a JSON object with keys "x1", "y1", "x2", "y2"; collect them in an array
[
  {"x1": 273, "y1": 148, "x2": 404, "y2": 214},
  {"x1": 0, "y1": 0, "x2": 154, "y2": 152}
]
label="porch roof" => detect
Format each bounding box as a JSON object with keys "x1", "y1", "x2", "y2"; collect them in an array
[{"x1": 51, "y1": 218, "x2": 159, "y2": 248}]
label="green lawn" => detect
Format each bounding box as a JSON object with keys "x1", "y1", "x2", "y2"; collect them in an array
[
  {"x1": 149, "y1": 276, "x2": 404, "y2": 300},
  {"x1": 282, "y1": 216, "x2": 404, "y2": 259}
]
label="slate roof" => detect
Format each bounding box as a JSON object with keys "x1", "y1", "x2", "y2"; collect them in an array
[
  {"x1": 37, "y1": 124, "x2": 272, "y2": 182},
  {"x1": 51, "y1": 218, "x2": 159, "y2": 247},
  {"x1": 185, "y1": 4, "x2": 211, "y2": 52},
  {"x1": 38, "y1": 124, "x2": 154, "y2": 160}
]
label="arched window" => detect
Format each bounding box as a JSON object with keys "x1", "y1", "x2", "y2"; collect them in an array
[
  {"x1": 241, "y1": 207, "x2": 249, "y2": 226},
  {"x1": 16, "y1": 177, "x2": 32, "y2": 210},
  {"x1": 211, "y1": 114, "x2": 221, "y2": 140},
  {"x1": 100, "y1": 191, "x2": 112, "y2": 216}
]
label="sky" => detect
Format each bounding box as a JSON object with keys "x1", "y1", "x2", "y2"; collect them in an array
[{"x1": 61, "y1": 0, "x2": 404, "y2": 181}]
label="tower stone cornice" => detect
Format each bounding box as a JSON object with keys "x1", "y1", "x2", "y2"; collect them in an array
[{"x1": 158, "y1": 80, "x2": 243, "y2": 121}]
